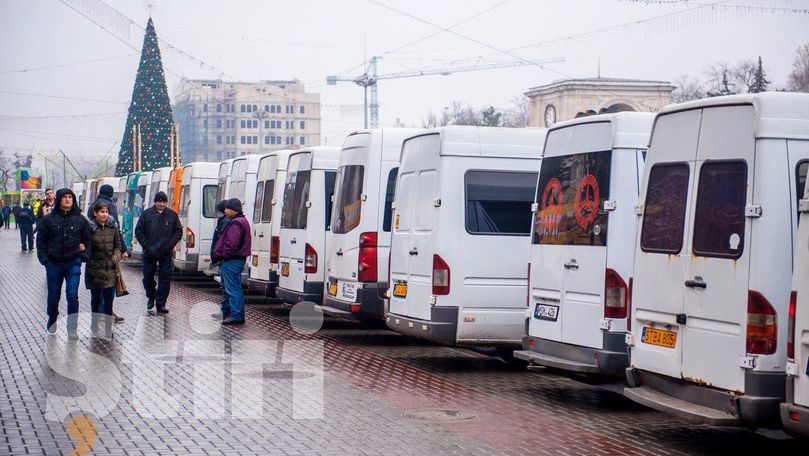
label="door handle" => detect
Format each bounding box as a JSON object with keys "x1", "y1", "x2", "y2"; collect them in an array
[
  {"x1": 563, "y1": 260, "x2": 579, "y2": 270},
  {"x1": 685, "y1": 279, "x2": 707, "y2": 289},
  {"x1": 258, "y1": 234, "x2": 264, "y2": 238},
  {"x1": 336, "y1": 249, "x2": 343, "y2": 256},
  {"x1": 409, "y1": 248, "x2": 418, "y2": 256},
  {"x1": 290, "y1": 238, "x2": 297, "y2": 244}
]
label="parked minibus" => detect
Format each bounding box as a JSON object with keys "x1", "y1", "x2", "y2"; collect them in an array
[
  {"x1": 130, "y1": 171, "x2": 153, "y2": 260},
  {"x1": 148, "y1": 166, "x2": 172, "y2": 205},
  {"x1": 225, "y1": 155, "x2": 262, "y2": 283},
  {"x1": 116, "y1": 177, "x2": 127, "y2": 220},
  {"x1": 514, "y1": 113, "x2": 654, "y2": 375},
  {"x1": 781, "y1": 156, "x2": 809, "y2": 436},
  {"x1": 385, "y1": 126, "x2": 546, "y2": 357},
  {"x1": 624, "y1": 93, "x2": 809, "y2": 428},
  {"x1": 174, "y1": 162, "x2": 219, "y2": 273},
  {"x1": 168, "y1": 166, "x2": 184, "y2": 214},
  {"x1": 276, "y1": 147, "x2": 340, "y2": 305},
  {"x1": 71, "y1": 182, "x2": 84, "y2": 210},
  {"x1": 322, "y1": 128, "x2": 420, "y2": 321},
  {"x1": 82, "y1": 178, "x2": 96, "y2": 214},
  {"x1": 216, "y1": 158, "x2": 237, "y2": 206},
  {"x1": 121, "y1": 172, "x2": 142, "y2": 251},
  {"x1": 248, "y1": 150, "x2": 293, "y2": 295}
]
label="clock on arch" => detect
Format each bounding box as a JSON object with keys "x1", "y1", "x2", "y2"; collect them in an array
[{"x1": 544, "y1": 104, "x2": 556, "y2": 127}]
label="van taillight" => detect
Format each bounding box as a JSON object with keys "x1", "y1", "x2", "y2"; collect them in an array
[
  {"x1": 747, "y1": 290, "x2": 777, "y2": 355},
  {"x1": 270, "y1": 236, "x2": 280, "y2": 264},
  {"x1": 432, "y1": 254, "x2": 450, "y2": 295},
  {"x1": 604, "y1": 268, "x2": 628, "y2": 319},
  {"x1": 526, "y1": 263, "x2": 531, "y2": 307},
  {"x1": 627, "y1": 277, "x2": 634, "y2": 331},
  {"x1": 186, "y1": 228, "x2": 195, "y2": 248},
  {"x1": 358, "y1": 232, "x2": 378, "y2": 283},
  {"x1": 305, "y1": 243, "x2": 317, "y2": 273},
  {"x1": 788, "y1": 291, "x2": 797, "y2": 360}
]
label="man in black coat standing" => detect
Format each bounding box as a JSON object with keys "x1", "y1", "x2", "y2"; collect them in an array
[
  {"x1": 16, "y1": 201, "x2": 36, "y2": 251},
  {"x1": 37, "y1": 188, "x2": 91, "y2": 336},
  {"x1": 135, "y1": 191, "x2": 182, "y2": 315}
]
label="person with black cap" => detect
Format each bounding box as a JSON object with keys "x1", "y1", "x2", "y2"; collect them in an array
[
  {"x1": 210, "y1": 200, "x2": 230, "y2": 319},
  {"x1": 135, "y1": 190, "x2": 182, "y2": 315},
  {"x1": 213, "y1": 198, "x2": 252, "y2": 325},
  {"x1": 16, "y1": 201, "x2": 36, "y2": 251},
  {"x1": 92, "y1": 183, "x2": 129, "y2": 323}
]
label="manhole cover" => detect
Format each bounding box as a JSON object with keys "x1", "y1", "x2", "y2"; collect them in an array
[{"x1": 402, "y1": 409, "x2": 475, "y2": 421}]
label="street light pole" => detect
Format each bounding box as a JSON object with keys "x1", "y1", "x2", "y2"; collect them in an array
[{"x1": 253, "y1": 109, "x2": 268, "y2": 155}]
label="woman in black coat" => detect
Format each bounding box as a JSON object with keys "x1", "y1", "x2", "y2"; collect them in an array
[{"x1": 86, "y1": 201, "x2": 123, "y2": 338}]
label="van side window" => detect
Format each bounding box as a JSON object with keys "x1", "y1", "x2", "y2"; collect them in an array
[
  {"x1": 331, "y1": 165, "x2": 364, "y2": 234},
  {"x1": 692, "y1": 161, "x2": 747, "y2": 258},
  {"x1": 382, "y1": 167, "x2": 398, "y2": 232},
  {"x1": 261, "y1": 180, "x2": 274, "y2": 223},
  {"x1": 253, "y1": 182, "x2": 264, "y2": 224},
  {"x1": 466, "y1": 171, "x2": 537, "y2": 235},
  {"x1": 640, "y1": 163, "x2": 690, "y2": 253},
  {"x1": 202, "y1": 185, "x2": 218, "y2": 218},
  {"x1": 324, "y1": 171, "x2": 336, "y2": 231},
  {"x1": 532, "y1": 150, "x2": 612, "y2": 246}
]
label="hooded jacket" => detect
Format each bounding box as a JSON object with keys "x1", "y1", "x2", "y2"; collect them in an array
[
  {"x1": 213, "y1": 212, "x2": 251, "y2": 260},
  {"x1": 85, "y1": 216, "x2": 122, "y2": 289},
  {"x1": 134, "y1": 205, "x2": 183, "y2": 259},
  {"x1": 36, "y1": 188, "x2": 91, "y2": 265}
]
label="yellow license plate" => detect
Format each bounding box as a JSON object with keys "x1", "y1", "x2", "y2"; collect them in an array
[
  {"x1": 252, "y1": 255, "x2": 258, "y2": 266},
  {"x1": 642, "y1": 327, "x2": 677, "y2": 348},
  {"x1": 393, "y1": 282, "x2": 407, "y2": 298},
  {"x1": 329, "y1": 283, "x2": 337, "y2": 296},
  {"x1": 281, "y1": 263, "x2": 289, "y2": 277}
]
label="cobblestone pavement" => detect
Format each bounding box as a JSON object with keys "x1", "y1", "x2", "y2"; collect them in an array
[{"x1": 0, "y1": 228, "x2": 802, "y2": 455}]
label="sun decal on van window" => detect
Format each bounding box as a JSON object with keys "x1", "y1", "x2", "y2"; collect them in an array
[{"x1": 574, "y1": 174, "x2": 600, "y2": 230}]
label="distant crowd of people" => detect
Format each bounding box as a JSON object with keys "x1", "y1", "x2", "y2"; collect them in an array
[{"x1": 1, "y1": 187, "x2": 251, "y2": 338}]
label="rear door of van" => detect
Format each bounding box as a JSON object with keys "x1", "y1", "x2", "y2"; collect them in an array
[
  {"x1": 389, "y1": 133, "x2": 440, "y2": 321},
  {"x1": 280, "y1": 152, "x2": 313, "y2": 293},
  {"x1": 793, "y1": 158, "x2": 809, "y2": 407},
  {"x1": 252, "y1": 155, "x2": 277, "y2": 282}
]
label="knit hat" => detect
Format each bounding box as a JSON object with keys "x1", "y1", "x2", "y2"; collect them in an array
[
  {"x1": 215, "y1": 200, "x2": 227, "y2": 215},
  {"x1": 154, "y1": 191, "x2": 168, "y2": 202},
  {"x1": 225, "y1": 198, "x2": 242, "y2": 213},
  {"x1": 99, "y1": 184, "x2": 114, "y2": 198}
]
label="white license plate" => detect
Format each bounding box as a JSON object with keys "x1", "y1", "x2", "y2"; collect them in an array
[
  {"x1": 534, "y1": 303, "x2": 559, "y2": 322},
  {"x1": 337, "y1": 281, "x2": 359, "y2": 302}
]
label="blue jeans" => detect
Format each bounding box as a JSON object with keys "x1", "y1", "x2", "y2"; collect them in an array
[
  {"x1": 45, "y1": 258, "x2": 82, "y2": 332},
  {"x1": 220, "y1": 259, "x2": 246, "y2": 321}
]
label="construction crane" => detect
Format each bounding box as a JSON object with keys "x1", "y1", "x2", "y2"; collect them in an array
[{"x1": 327, "y1": 56, "x2": 564, "y2": 129}]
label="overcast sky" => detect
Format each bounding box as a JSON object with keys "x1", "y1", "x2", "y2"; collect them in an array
[{"x1": 1, "y1": 0, "x2": 807, "y2": 173}]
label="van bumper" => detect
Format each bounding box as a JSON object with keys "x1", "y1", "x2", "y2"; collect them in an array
[
  {"x1": 514, "y1": 333, "x2": 628, "y2": 376},
  {"x1": 276, "y1": 281, "x2": 324, "y2": 306},
  {"x1": 248, "y1": 271, "x2": 278, "y2": 295},
  {"x1": 320, "y1": 283, "x2": 386, "y2": 321},
  {"x1": 624, "y1": 368, "x2": 784, "y2": 427},
  {"x1": 385, "y1": 307, "x2": 458, "y2": 346},
  {"x1": 781, "y1": 402, "x2": 809, "y2": 437},
  {"x1": 173, "y1": 254, "x2": 199, "y2": 272}
]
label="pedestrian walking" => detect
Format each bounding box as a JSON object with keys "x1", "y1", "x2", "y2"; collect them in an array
[
  {"x1": 11, "y1": 204, "x2": 19, "y2": 229},
  {"x1": 85, "y1": 201, "x2": 123, "y2": 338},
  {"x1": 134, "y1": 191, "x2": 182, "y2": 315},
  {"x1": 36, "y1": 188, "x2": 91, "y2": 336},
  {"x1": 1, "y1": 204, "x2": 10, "y2": 229},
  {"x1": 16, "y1": 201, "x2": 36, "y2": 251},
  {"x1": 213, "y1": 198, "x2": 251, "y2": 325},
  {"x1": 93, "y1": 184, "x2": 129, "y2": 323},
  {"x1": 210, "y1": 200, "x2": 230, "y2": 319}
]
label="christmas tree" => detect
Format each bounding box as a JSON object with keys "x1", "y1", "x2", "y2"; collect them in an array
[{"x1": 115, "y1": 17, "x2": 175, "y2": 176}]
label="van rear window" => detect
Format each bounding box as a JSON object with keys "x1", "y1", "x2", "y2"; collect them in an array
[
  {"x1": 692, "y1": 161, "x2": 747, "y2": 259},
  {"x1": 325, "y1": 171, "x2": 336, "y2": 231},
  {"x1": 532, "y1": 151, "x2": 612, "y2": 246},
  {"x1": 281, "y1": 170, "x2": 311, "y2": 229},
  {"x1": 253, "y1": 182, "x2": 264, "y2": 223},
  {"x1": 466, "y1": 171, "x2": 537, "y2": 235},
  {"x1": 261, "y1": 180, "x2": 274, "y2": 223},
  {"x1": 798, "y1": 161, "x2": 808, "y2": 219},
  {"x1": 640, "y1": 163, "x2": 689, "y2": 253},
  {"x1": 202, "y1": 185, "x2": 218, "y2": 218},
  {"x1": 383, "y1": 167, "x2": 398, "y2": 232},
  {"x1": 178, "y1": 185, "x2": 189, "y2": 218},
  {"x1": 331, "y1": 165, "x2": 364, "y2": 234}
]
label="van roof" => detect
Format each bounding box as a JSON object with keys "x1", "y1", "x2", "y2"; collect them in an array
[
  {"x1": 547, "y1": 112, "x2": 655, "y2": 151},
  {"x1": 233, "y1": 154, "x2": 263, "y2": 173},
  {"x1": 415, "y1": 126, "x2": 547, "y2": 159},
  {"x1": 182, "y1": 162, "x2": 219, "y2": 177},
  {"x1": 658, "y1": 92, "x2": 809, "y2": 140},
  {"x1": 345, "y1": 128, "x2": 423, "y2": 161},
  {"x1": 290, "y1": 146, "x2": 340, "y2": 170}
]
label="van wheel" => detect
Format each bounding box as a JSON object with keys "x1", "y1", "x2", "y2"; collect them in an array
[{"x1": 496, "y1": 347, "x2": 528, "y2": 369}]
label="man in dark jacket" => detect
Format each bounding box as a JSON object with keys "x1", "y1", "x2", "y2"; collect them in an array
[
  {"x1": 16, "y1": 201, "x2": 36, "y2": 251},
  {"x1": 36, "y1": 188, "x2": 56, "y2": 221},
  {"x1": 210, "y1": 200, "x2": 230, "y2": 320},
  {"x1": 37, "y1": 188, "x2": 91, "y2": 336},
  {"x1": 213, "y1": 198, "x2": 252, "y2": 325},
  {"x1": 92, "y1": 184, "x2": 129, "y2": 323},
  {"x1": 135, "y1": 191, "x2": 182, "y2": 314},
  {"x1": 1, "y1": 203, "x2": 9, "y2": 228}
]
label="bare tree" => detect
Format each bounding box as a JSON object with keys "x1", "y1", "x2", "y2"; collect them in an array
[
  {"x1": 502, "y1": 95, "x2": 530, "y2": 127},
  {"x1": 0, "y1": 150, "x2": 12, "y2": 192},
  {"x1": 671, "y1": 76, "x2": 706, "y2": 103},
  {"x1": 705, "y1": 62, "x2": 736, "y2": 97},
  {"x1": 732, "y1": 60, "x2": 757, "y2": 93},
  {"x1": 788, "y1": 43, "x2": 809, "y2": 92}
]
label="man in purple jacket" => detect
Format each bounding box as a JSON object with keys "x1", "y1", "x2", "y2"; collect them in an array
[{"x1": 213, "y1": 198, "x2": 252, "y2": 325}]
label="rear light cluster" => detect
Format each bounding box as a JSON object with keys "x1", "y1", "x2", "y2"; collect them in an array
[
  {"x1": 432, "y1": 254, "x2": 450, "y2": 295},
  {"x1": 747, "y1": 290, "x2": 777, "y2": 355},
  {"x1": 270, "y1": 236, "x2": 280, "y2": 264},
  {"x1": 186, "y1": 228, "x2": 195, "y2": 249},
  {"x1": 358, "y1": 232, "x2": 378, "y2": 283},
  {"x1": 604, "y1": 268, "x2": 628, "y2": 319},
  {"x1": 788, "y1": 291, "x2": 797, "y2": 360},
  {"x1": 305, "y1": 243, "x2": 317, "y2": 273}
]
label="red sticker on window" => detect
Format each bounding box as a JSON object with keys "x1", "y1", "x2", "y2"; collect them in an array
[
  {"x1": 541, "y1": 178, "x2": 562, "y2": 230},
  {"x1": 574, "y1": 174, "x2": 599, "y2": 229}
]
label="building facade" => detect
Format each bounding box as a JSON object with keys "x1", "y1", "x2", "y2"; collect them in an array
[
  {"x1": 173, "y1": 79, "x2": 321, "y2": 163},
  {"x1": 525, "y1": 77, "x2": 675, "y2": 128}
]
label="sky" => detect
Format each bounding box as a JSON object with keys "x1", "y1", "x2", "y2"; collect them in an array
[{"x1": 0, "y1": 0, "x2": 807, "y2": 178}]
